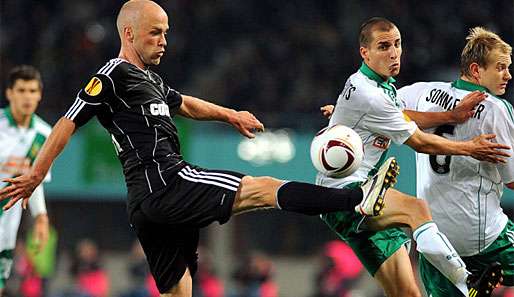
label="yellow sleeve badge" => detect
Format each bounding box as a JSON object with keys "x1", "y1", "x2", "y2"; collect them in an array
[{"x1": 84, "y1": 77, "x2": 102, "y2": 96}]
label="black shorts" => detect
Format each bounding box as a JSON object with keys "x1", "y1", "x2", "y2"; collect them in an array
[{"x1": 129, "y1": 164, "x2": 244, "y2": 293}]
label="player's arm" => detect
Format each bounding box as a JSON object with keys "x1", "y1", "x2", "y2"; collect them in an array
[
  {"x1": 179, "y1": 94, "x2": 264, "y2": 138},
  {"x1": 29, "y1": 185, "x2": 49, "y2": 252},
  {"x1": 405, "y1": 128, "x2": 510, "y2": 163},
  {"x1": 0, "y1": 74, "x2": 104, "y2": 209},
  {"x1": 0, "y1": 118, "x2": 76, "y2": 210},
  {"x1": 403, "y1": 91, "x2": 486, "y2": 129},
  {"x1": 30, "y1": 118, "x2": 75, "y2": 185}
]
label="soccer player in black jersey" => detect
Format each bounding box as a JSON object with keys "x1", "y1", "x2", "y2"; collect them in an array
[{"x1": 0, "y1": 1, "x2": 399, "y2": 296}]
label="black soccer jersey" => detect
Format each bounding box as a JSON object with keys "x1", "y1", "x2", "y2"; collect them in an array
[{"x1": 64, "y1": 58, "x2": 186, "y2": 210}]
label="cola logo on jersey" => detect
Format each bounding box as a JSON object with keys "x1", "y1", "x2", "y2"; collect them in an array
[
  {"x1": 372, "y1": 135, "x2": 390, "y2": 150},
  {"x1": 150, "y1": 103, "x2": 170, "y2": 117}
]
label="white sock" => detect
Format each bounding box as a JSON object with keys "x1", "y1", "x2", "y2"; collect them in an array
[{"x1": 413, "y1": 222, "x2": 470, "y2": 297}]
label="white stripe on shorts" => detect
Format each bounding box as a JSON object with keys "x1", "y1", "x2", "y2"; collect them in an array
[
  {"x1": 178, "y1": 167, "x2": 240, "y2": 191},
  {"x1": 184, "y1": 166, "x2": 241, "y2": 183}
]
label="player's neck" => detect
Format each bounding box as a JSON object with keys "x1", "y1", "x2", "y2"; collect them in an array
[
  {"x1": 460, "y1": 75, "x2": 480, "y2": 86},
  {"x1": 11, "y1": 109, "x2": 31, "y2": 128},
  {"x1": 119, "y1": 48, "x2": 146, "y2": 70}
]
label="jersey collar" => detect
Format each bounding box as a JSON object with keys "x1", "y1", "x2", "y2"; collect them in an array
[
  {"x1": 5, "y1": 106, "x2": 35, "y2": 129},
  {"x1": 452, "y1": 78, "x2": 489, "y2": 93},
  {"x1": 359, "y1": 62, "x2": 396, "y2": 91}
]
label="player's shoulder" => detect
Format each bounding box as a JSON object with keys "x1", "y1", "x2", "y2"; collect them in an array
[
  {"x1": 32, "y1": 115, "x2": 52, "y2": 137},
  {"x1": 483, "y1": 95, "x2": 514, "y2": 123},
  {"x1": 94, "y1": 58, "x2": 129, "y2": 77},
  {"x1": 350, "y1": 72, "x2": 384, "y2": 99},
  {"x1": 81, "y1": 58, "x2": 133, "y2": 96}
]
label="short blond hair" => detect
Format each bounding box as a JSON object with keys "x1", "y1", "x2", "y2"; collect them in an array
[{"x1": 460, "y1": 27, "x2": 512, "y2": 77}]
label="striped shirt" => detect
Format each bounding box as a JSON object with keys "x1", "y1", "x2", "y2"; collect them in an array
[{"x1": 64, "y1": 58, "x2": 185, "y2": 212}]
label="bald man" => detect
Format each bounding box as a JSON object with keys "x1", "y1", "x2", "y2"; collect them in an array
[{"x1": 0, "y1": 1, "x2": 401, "y2": 296}]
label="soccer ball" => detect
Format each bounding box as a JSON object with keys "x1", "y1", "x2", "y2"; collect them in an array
[{"x1": 310, "y1": 124, "x2": 363, "y2": 177}]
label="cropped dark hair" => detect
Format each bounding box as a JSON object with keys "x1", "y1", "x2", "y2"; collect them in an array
[
  {"x1": 7, "y1": 65, "x2": 43, "y2": 90},
  {"x1": 359, "y1": 17, "x2": 397, "y2": 47}
]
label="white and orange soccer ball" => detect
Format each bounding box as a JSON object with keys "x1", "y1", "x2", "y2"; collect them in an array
[{"x1": 310, "y1": 124, "x2": 364, "y2": 178}]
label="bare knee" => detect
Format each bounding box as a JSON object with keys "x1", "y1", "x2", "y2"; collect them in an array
[
  {"x1": 407, "y1": 199, "x2": 432, "y2": 229},
  {"x1": 232, "y1": 176, "x2": 282, "y2": 213}
]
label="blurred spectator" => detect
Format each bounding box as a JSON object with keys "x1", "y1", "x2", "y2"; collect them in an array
[
  {"x1": 5, "y1": 240, "x2": 43, "y2": 297},
  {"x1": 229, "y1": 251, "x2": 278, "y2": 297},
  {"x1": 312, "y1": 240, "x2": 364, "y2": 297},
  {"x1": 1, "y1": 1, "x2": 511, "y2": 129},
  {"x1": 192, "y1": 246, "x2": 224, "y2": 297},
  {"x1": 68, "y1": 239, "x2": 109, "y2": 297}
]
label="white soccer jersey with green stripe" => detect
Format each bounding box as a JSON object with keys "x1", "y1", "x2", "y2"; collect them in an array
[
  {"x1": 399, "y1": 79, "x2": 514, "y2": 256},
  {"x1": 0, "y1": 107, "x2": 51, "y2": 251},
  {"x1": 317, "y1": 63, "x2": 417, "y2": 188}
]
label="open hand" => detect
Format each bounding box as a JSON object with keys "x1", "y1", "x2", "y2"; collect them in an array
[
  {"x1": 0, "y1": 173, "x2": 41, "y2": 211},
  {"x1": 468, "y1": 134, "x2": 511, "y2": 163},
  {"x1": 452, "y1": 91, "x2": 487, "y2": 124}
]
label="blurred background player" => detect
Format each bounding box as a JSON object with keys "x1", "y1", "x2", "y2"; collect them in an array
[
  {"x1": 317, "y1": 17, "x2": 509, "y2": 297},
  {"x1": 0, "y1": 65, "x2": 51, "y2": 295},
  {"x1": 398, "y1": 27, "x2": 514, "y2": 297}
]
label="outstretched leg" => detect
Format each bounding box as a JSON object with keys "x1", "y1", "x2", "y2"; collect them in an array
[
  {"x1": 232, "y1": 157, "x2": 399, "y2": 216},
  {"x1": 365, "y1": 189, "x2": 469, "y2": 296}
]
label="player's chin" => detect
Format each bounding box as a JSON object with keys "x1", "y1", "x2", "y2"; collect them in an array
[
  {"x1": 21, "y1": 108, "x2": 36, "y2": 116},
  {"x1": 495, "y1": 87, "x2": 506, "y2": 96},
  {"x1": 150, "y1": 58, "x2": 161, "y2": 65},
  {"x1": 147, "y1": 56, "x2": 162, "y2": 65},
  {"x1": 390, "y1": 68, "x2": 400, "y2": 76}
]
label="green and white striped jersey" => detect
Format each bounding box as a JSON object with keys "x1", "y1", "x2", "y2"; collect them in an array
[
  {"x1": 317, "y1": 63, "x2": 417, "y2": 188},
  {"x1": 399, "y1": 79, "x2": 514, "y2": 256},
  {"x1": 0, "y1": 107, "x2": 51, "y2": 251}
]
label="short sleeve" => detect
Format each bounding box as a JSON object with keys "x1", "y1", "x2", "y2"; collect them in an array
[
  {"x1": 166, "y1": 86, "x2": 183, "y2": 116},
  {"x1": 64, "y1": 74, "x2": 112, "y2": 127},
  {"x1": 481, "y1": 102, "x2": 514, "y2": 184},
  {"x1": 364, "y1": 94, "x2": 418, "y2": 144}
]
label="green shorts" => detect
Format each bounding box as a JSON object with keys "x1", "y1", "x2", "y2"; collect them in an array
[
  {"x1": 420, "y1": 220, "x2": 514, "y2": 297},
  {"x1": 0, "y1": 250, "x2": 14, "y2": 289},
  {"x1": 321, "y1": 182, "x2": 410, "y2": 276}
]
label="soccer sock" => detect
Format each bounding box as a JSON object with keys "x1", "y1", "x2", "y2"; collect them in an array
[
  {"x1": 413, "y1": 222, "x2": 469, "y2": 296},
  {"x1": 275, "y1": 181, "x2": 363, "y2": 215}
]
